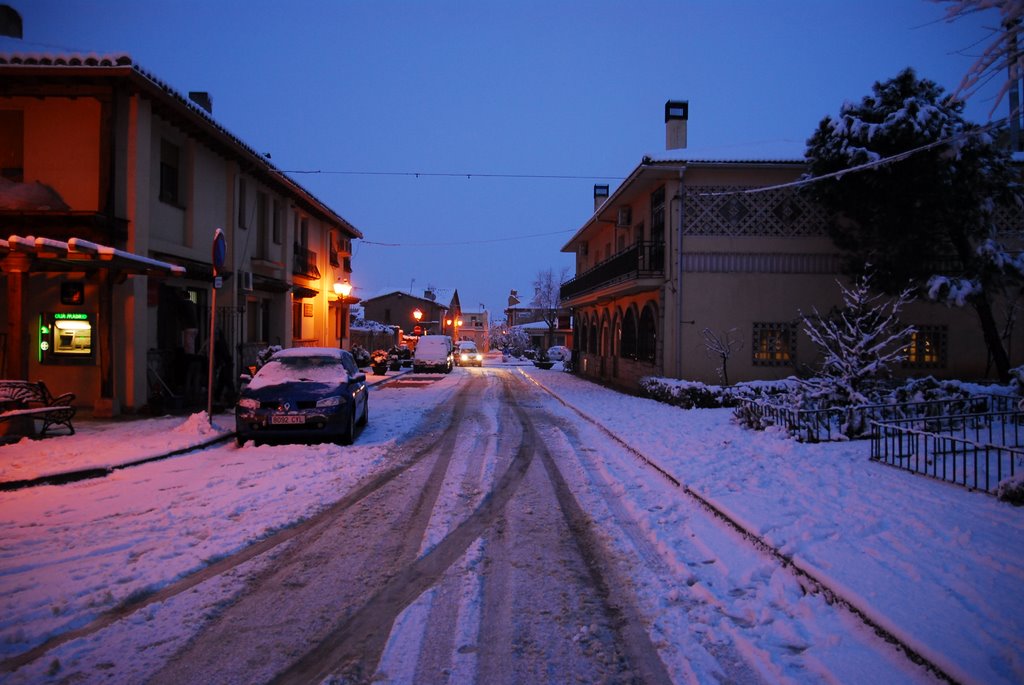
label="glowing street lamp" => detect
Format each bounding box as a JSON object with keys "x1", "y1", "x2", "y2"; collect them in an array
[
  {"x1": 334, "y1": 279, "x2": 352, "y2": 300},
  {"x1": 413, "y1": 308, "x2": 423, "y2": 322}
]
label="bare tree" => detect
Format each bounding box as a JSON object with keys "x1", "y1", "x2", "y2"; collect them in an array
[
  {"x1": 939, "y1": 1, "x2": 1024, "y2": 118},
  {"x1": 701, "y1": 327, "x2": 743, "y2": 385},
  {"x1": 531, "y1": 267, "x2": 569, "y2": 351}
]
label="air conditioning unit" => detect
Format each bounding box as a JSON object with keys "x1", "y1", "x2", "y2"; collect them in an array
[
  {"x1": 616, "y1": 206, "x2": 632, "y2": 228},
  {"x1": 239, "y1": 270, "x2": 253, "y2": 292}
]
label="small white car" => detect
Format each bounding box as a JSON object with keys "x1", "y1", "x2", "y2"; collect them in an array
[{"x1": 457, "y1": 341, "x2": 483, "y2": 367}]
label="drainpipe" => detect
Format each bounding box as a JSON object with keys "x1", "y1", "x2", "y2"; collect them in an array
[{"x1": 675, "y1": 167, "x2": 686, "y2": 379}]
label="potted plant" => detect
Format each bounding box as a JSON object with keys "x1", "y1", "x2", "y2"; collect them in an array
[
  {"x1": 533, "y1": 349, "x2": 554, "y2": 370},
  {"x1": 371, "y1": 349, "x2": 390, "y2": 375}
]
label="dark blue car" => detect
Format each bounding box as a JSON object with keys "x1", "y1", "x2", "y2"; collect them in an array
[{"x1": 235, "y1": 347, "x2": 368, "y2": 447}]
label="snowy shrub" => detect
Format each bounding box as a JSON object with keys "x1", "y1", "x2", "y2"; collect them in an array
[
  {"x1": 640, "y1": 376, "x2": 793, "y2": 410},
  {"x1": 255, "y1": 345, "x2": 282, "y2": 370},
  {"x1": 995, "y1": 472, "x2": 1024, "y2": 506}
]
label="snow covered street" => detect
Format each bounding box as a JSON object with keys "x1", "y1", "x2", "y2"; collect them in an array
[{"x1": 0, "y1": 362, "x2": 1021, "y2": 683}]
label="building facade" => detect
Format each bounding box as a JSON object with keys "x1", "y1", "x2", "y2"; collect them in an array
[
  {"x1": 561, "y1": 156, "x2": 1022, "y2": 391},
  {"x1": 361, "y1": 291, "x2": 448, "y2": 338},
  {"x1": 0, "y1": 54, "x2": 361, "y2": 414}
]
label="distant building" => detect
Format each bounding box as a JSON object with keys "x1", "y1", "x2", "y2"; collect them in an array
[{"x1": 361, "y1": 291, "x2": 447, "y2": 337}]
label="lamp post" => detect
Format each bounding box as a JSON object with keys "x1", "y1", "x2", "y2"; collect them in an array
[
  {"x1": 334, "y1": 279, "x2": 352, "y2": 348},
  {"x1": 413, "y1": 308, "x2": 423, "y2": 335}
]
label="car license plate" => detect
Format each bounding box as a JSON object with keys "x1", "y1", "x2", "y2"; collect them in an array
[{"x1": 271, "y1": 415, "x2": 305, "y2": 425}]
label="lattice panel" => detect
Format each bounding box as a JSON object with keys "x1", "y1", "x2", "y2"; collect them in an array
[{"x1": 684, "y1": 185, "x2": 830, "y2": 237}]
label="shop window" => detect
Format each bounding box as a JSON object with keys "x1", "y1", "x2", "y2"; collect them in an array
[
  {"x1": 904, "y1": 325, "x2": 947, "y2": 368},
  {"x1": 752, "y1": 322, "x2": 795, "y2": 366},
  {"x1": 159, "y1": 139, "x2": 181, "y2": 205}
]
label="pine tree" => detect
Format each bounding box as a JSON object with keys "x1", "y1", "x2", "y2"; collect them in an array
[{"x1": 803, "y1": 68, "x2": 1022, "y2": 381}]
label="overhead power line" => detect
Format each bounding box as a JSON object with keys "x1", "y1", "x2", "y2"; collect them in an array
[
  {"x1": 280, "y1": 169, "x2": 625, "y2": 181},
  {"x1": 361, "y1": 228, "x2": 575, "y2": 248}
]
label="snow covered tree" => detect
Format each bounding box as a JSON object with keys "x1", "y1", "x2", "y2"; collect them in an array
[
  {"x1": 799, "y1": 275, "x2": 917, "y2": 436},
  {"x1": 701, "y1": 327, "x2": 742, "y2": 386},
  {"x1": 803, "y1": 68, "x2": 1022, "y2": 381}
]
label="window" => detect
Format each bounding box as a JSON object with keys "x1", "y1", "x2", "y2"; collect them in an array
[
  {"x1": 650, "y1": 187, "x2": 665, "y2": 245},
  {"x1": 256, "y1": 192, "x2": 268, "y2": 258},
  {"x1": 621, "y1": 308, "x2": 638, "y2": 359},
  {"x1": 272, "y1": 199, "x2": 283, "y2": 244},
  {"x1": 588, "y1": 315, "x2": 598, "y2": 354},
  {"x1": 904, "y1": 325, "x2": 947, "y2": 368},
  {"x1": 238, "y1": 178, "x2": 248, "y2": 228},
  {"x1": 0, "y1": 110, "x2": 24, "y2": 182},
  {"x1": 752, "y1": 322, "x2": 795, "y2": 366},
  {"x1": 159, "y1": 139, "x2": 181, "y2": 205}
]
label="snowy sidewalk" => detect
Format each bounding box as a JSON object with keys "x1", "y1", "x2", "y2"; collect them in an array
[{"x1": 520, "y1": 367, "x2": 1024, "y2": 685}]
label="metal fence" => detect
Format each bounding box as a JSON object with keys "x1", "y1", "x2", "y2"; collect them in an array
[
  {"x1": 870, "y1": 410, "x2": 1024, "y2": 494},
  {"x1": 736, "y1": 394, "x2": 1019, "y2": 443}
]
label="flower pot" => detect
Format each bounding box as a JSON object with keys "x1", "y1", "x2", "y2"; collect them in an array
[{"x1": 372, "y1": 364, "x2": 388, "y2": 376}]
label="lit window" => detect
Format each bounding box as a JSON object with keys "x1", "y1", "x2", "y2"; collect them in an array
[
  {"x1": 904, "y1": 326, "x2": 947, "y2": 368},
  {"x1": 752, "y1": 322, "x2": 795, "y2": 366}
]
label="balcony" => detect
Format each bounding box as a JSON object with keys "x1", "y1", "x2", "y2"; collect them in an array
[
  {"x1": 292, "y1": 244, "x2": 321, "y2": 279},
  {"x1": 560, "y1": 241, "x2": 664, "y2": 302}
]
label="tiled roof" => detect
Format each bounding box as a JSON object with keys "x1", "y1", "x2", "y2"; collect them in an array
[{"x1": 0, "y1": 52, "x2": 362, "y2": 239}]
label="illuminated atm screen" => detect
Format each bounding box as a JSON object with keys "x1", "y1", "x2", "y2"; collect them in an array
[{"x1": 40, "y1": 312, "x2": 96, "y2": 364}]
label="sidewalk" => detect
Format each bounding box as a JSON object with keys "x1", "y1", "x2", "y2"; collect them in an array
[{"x1": 0, "y1": 369, "x2": 406, "y2": 489}]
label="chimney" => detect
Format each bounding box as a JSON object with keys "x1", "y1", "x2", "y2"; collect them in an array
[
  {"x1": 189, "y1": 91, "x2": 213, "y2": 114},
  {"x1": 665, "y1": 100, "x2": 688, "y2": 150},
  {"x1": 593, "y1": 184, "x2": 609, "y2": 213}
]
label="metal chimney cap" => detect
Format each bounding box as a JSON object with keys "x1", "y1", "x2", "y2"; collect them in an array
[{"x1": 665, "y1": 100, "x2": 688, "y2": 122}]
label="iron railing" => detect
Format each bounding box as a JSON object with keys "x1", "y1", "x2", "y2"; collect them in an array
[
  {"x1": 871, "y1": 411, "x2": 1024, "y2": 494},
  {"x1": 736, "y1": 394, "x2": 1018, "y2": 443},
  {"x1": 560, "y1": 241, "x2": 664, "y2": 301},
  {"x1": 292, "y1": 244, "x2": 320, "y2": 279}
]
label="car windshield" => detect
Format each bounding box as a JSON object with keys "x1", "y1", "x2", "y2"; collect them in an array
[{"x1": 248, "y1": 356, "x2": 347, "y2": 390}]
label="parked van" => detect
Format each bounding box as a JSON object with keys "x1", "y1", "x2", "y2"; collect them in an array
[{"x1": 413, "y1": 335, "x2": 453, "y2": 373}]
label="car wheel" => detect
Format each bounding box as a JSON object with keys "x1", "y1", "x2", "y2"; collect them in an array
[
  {"x1": 357, "y1": 395, "x2": 369, "y2": 427},
  {"x1": 338, "y1": 409, "x2": 356, "y2": 446}
]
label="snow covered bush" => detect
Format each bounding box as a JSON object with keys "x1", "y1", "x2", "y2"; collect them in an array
[
  {"x1": 996, "y1": 472, "x2": 1024, "y2": 506},
  {"x1": 640, "y1": 377, "x2": 793, "y2": 410}
]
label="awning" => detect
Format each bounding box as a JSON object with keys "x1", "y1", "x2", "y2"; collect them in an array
[
  {"x1": 1, "y1": 234, "x2": 185, "y2": 276},
  {"x1": 292, "y1": 285, "x2": 319, "y2": 300}
]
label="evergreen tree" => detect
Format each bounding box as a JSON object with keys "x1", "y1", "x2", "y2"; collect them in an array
[{"x1": 803, "y1": 68, "x2": 1022, "y2": 380}]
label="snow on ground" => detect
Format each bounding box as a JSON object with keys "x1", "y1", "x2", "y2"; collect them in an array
[{"x1": 0, "y1": 358, "x2": 1021, "y2": 684}]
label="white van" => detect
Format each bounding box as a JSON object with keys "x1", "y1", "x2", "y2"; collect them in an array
[{"x1": 413, "y1": 335, "x2": 453, "y2": 373}]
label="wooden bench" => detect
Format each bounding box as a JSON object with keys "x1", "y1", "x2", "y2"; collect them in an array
[{"x1": 0, "y1": 380, "x2": 77, "y2": 438}]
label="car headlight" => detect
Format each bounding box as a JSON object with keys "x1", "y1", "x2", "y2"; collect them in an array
[
  {"x1": 237, "y1": 397, "x2": 259, "y2": 410},
  {"x1": 475, "y1": 354, "x2": 482, "y2": 360},
  {"x1": 460, "y1": 354, "x2": 468, "y2": 361},
  {"x1": 316, "y1": 395, "x2": 342, "y2": 408}
]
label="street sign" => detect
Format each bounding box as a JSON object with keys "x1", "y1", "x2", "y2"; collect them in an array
[{"x1": 211, "y1": 228, "x2": 226, "y2": 277}]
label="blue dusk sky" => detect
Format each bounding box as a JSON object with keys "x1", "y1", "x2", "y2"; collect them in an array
[{"x1": 1, "y1": 1, "x2": 1006, "y2": 317}]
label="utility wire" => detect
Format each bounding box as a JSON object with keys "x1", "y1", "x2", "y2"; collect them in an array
[
  {"x1": 280, "y1": 169, "x2": 624, "y2": 181},
  {"x1": 362, "y1": 228, "x2": 575, "y2": 248}
]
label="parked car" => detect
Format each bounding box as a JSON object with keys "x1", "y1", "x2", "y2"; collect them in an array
[
  {"x1": 456, "y1": 341, "x2": 483, "y2": 367},
  {"x1": 413, "y1": 334, "x2": 453, "y2": 373},
  {"x1": 235, "y1": 347, "x2": 368, "y2": 447},
  {"x1": 546, "y1": 345, "x2": 571, "y2": 362}
]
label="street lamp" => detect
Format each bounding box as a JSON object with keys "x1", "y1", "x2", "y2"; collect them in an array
[{"x1": 334, "y1": 279, "x2": 352, "y2": 300}]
